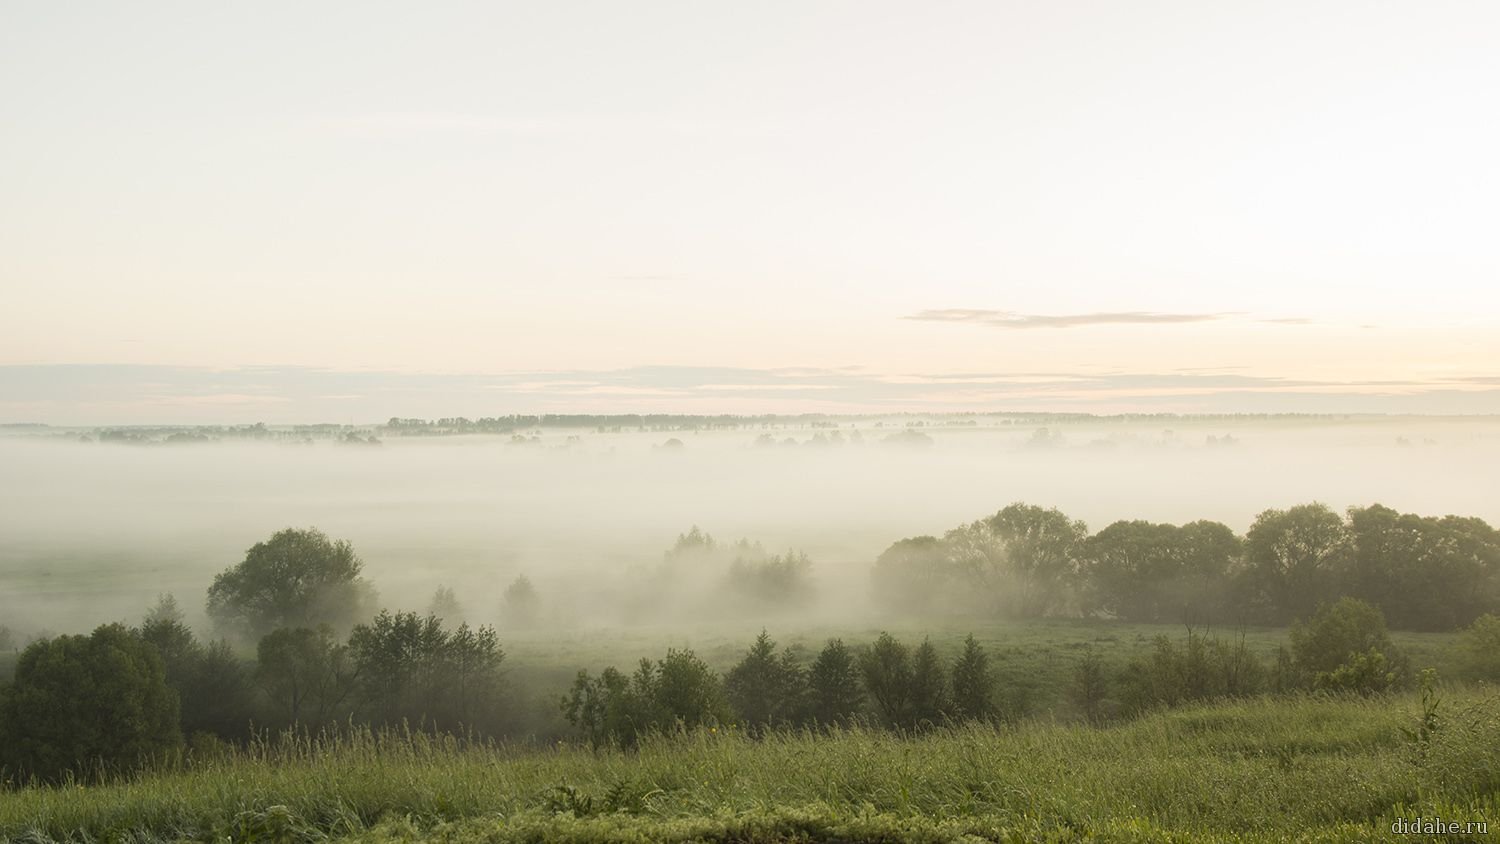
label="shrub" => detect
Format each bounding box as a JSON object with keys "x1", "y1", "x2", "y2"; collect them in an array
[{"x1": 1290, "y1": 598, "x2": 1408, "y2": 693}]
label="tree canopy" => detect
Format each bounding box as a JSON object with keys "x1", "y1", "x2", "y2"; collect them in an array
[{"x1": 206, "y1": 528, "x2": 376, "y2": 640}]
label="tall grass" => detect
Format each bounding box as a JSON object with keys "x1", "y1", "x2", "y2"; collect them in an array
[{"x1": 2, "y1": 687, "x2": 1497, "y2": 842}]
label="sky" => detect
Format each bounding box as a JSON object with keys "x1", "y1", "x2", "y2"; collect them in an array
[{"x1": 2, "y1": 1, "x2": 1498, "y2": 423}]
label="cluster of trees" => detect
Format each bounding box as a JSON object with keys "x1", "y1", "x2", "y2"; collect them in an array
[
  {"x1": 561, "y1": 631, "x2": 1005, "y2": 747},
  {"x1": 0, "y1": 528, "x2": 513, "y2": 783},
  {"x1": 873, "y1": 502, "x2": 1500, "y2": 631},
  {"x1": 380, "y1": 414, "x2": 837, "y2": 435},
  {"x1": 622, "y1": 528, "x2": 818, "y2": 622}
]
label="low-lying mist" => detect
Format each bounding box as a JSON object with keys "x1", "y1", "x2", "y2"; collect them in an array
[{"x1": 2, "y1": 415, "x2": 1497, "y2": 641}]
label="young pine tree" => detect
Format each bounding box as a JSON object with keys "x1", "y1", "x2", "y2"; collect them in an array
[
  {"x1": 909, "y1": 638, "x2": 950, "y2": 727},
  {"x1": 950, "y1": 634, "x2": 994, "y2": 721},
  {"x1": 807, "y1": 638, "x2": 864, "y2": 727}
]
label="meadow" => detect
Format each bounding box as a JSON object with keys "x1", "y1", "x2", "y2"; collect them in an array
[{"x1": 2, "y1": 686, "x2": 1497, "y2": 843}]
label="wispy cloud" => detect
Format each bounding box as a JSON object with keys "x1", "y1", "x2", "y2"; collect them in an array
[{"x1": 903, "y1": 309, "x2": 1235, "y2": 329}]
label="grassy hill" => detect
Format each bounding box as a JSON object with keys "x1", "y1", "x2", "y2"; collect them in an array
[{"x1": 3, "y1": 686, "x2": 1496, "y2": 843}]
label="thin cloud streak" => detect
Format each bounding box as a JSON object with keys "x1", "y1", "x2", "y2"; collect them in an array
[{"x1": 904, "y1": 309, "x2": 1237, "y2": 329}]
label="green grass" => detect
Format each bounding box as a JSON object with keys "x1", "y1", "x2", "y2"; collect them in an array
[{"x1": 4, "y1": 687, "x2": 1498, "y2": 842}]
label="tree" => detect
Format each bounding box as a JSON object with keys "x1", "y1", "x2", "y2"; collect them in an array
[
  {"x1": 806, "y1": 638, "x2": 864, "y2": 727},
  {"x1": 871, "y1": 536, "x2": 952, "y2": 615},
  {"x1": 502, "y1": 574, "x2": 540, "y2": 629},
  {"x1": 726, "y1": 551, "x2": 815, "y2": 609},
  {"x1": 1243, "y1": 504, "x2": 1347, "y2": 623},
  {"x1": 1455, "y1": 613, "x2": 1500, "y2": 682},
  {"x1": 255, "y1": 626, "x2": 358, "y2": 726},
  {"x1": 724, "y1": 631, "x2": 807, "y2": 729},
  {"x1": 859, "y1": 632, "x2": 913, "y2": 728},
  {"x1": 654, "y1": 648, "x2": 731, "y2": 728},
  {"x1": 1084, "y1": 520, "x2": 1241, "y2": 624},
  {"x1": 983, "y1": 503, "x2": 1088, "y2": 617},
  {"x1": 1069, "y1": 646, "x2": 1109, "y2": 724},
  {"x1": 1343, "y1": 505, "x2": 1500, "y2": 631},
  {"x1": 206, "y1": 528, "x2": 376, "y2": 640},
  {"x1": 561, "y1": 648, "x2": 728, "y2": 747},
  {"x1": 909, "y1": 638, "x2": 950, "y2": 727},
  {"x1": 346, "y1": 611, "x2": 504, "y2": 732},
  {"x1": 0, "y1": 624, "x2": 181, "y2": 782},
  {"x1": 428, "y1": 586, "x2": 462, "y2": 622},
  {"x1": 950, "y1": 635, "x2": 994, "y2": 721},
  {"x1": 1289, "y1": 598, "x2": 1407, "y2": 692},
  {"x1": 137, "y1": 595, "x2": 254, "y2": 741}
]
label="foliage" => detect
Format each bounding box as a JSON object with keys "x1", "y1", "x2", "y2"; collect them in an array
[
  {"x1": 0, "y1": 624, "x2": 181, "y2": 782},
  {"x1": 982, "y1": 503, "x2": 1089, "y2": 617},
  {"x1": 872, "y1": 500, "x2": 1500, "y2": 633},
  {"x1": 804, "y1": 638, "x2": 864, "y2": 727},
  {"x1": 347, "y1": 612, "x2": 505, "y2": 732},
  {"x1": 427, "y1": 586, "x2": 462, "y2": 622},
  {"x1": 723, "y1": 631, "x2": 807, "y2": 730},
  {"x1": 255, "y1": 626, "x2": 358, "y2": 727},
  {"x1": 907, "y1": 638, "x2": 949, "y2": 727},
  {"x1": 138, "y1": 595, "x2": 255, "y2": 741},
  {"x1": 726, "y1": 551, "x2": 815, "y2": 609},
  {"x1": 1289, "y1": 597, "x2": 1408, "y2": 693},
  {"x1": 948, "y1": 634, "x2": 994, "y2": 720},
  {"x1": 1119, "y1": 630, "x2": 1266, "y2": 714},
  {"x1": 1342, "y1": 505, "x2": 1500, "y2": 631},
  {"x1": 857, "y1": 632, "x2": 912, "y2": 728},
  {"x1": 1242, "y1": 503, "x2": 1348, "y2": 623},
  {"x1": 501, "y1": 575, "x2": 540, "y2": 629},
  {"x1": 1069, "y1": 645, "x2": 1109, "y2": 724},
  {"x1": 1084, "y1": 519, "x2": 1240, "y2": 624},
  {"x1": 1454, "y1": 613, "x2": 1500, "y2": 682},
  {"x1": 206, "y1": 528, "x2": 377, "y2": 641},
  {"x1": 561, "y1": 648, "x2": 729, "y2": 748}
]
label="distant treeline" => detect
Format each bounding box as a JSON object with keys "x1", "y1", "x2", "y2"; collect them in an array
[{"x1": 873, "y1": 502, "x2": 1500, "y2": 632}]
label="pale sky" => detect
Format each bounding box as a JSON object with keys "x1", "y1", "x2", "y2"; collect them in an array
[{"x1": 3, "y1": 1, "x2": 1499, "y2": 422}]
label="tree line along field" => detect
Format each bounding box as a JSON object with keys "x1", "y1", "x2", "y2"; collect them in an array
[{"x1": 492, "y1": 618, "x2": 1467, "y2": 737}]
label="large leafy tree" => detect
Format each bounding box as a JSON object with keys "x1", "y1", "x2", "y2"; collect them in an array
[
  {"x1": 1243, "y1": 504, "x2": 1348, "y2": 623},
  {"x1": 983, "y1": 503, "x2": 1088, "y2": 617},
  {"x1": 1084, "y1": 520, "x2": 1241, "y2": 623},
  {"x1": 0, "y1": 624, "x2": 181, "y2": 782},
  {"x1": 1343, "y1": 505, "x2": 1500, "y2": 631},
  {"x1": 207, "y1": 528, "x2": 376, "y2": 640}
]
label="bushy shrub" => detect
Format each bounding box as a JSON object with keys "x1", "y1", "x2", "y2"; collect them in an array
[{"x1": 1290, "y1": 598, "x2": 1408, "y2": 693}]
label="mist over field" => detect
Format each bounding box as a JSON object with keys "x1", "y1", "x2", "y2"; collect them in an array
[{"x1": 3, "y1": 414, "x2": 1496, "y2": 640}]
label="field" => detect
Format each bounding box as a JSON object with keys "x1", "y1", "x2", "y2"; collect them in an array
[{"x1": 2, "y1": 687, "x2": 1497, "y2": 843}]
